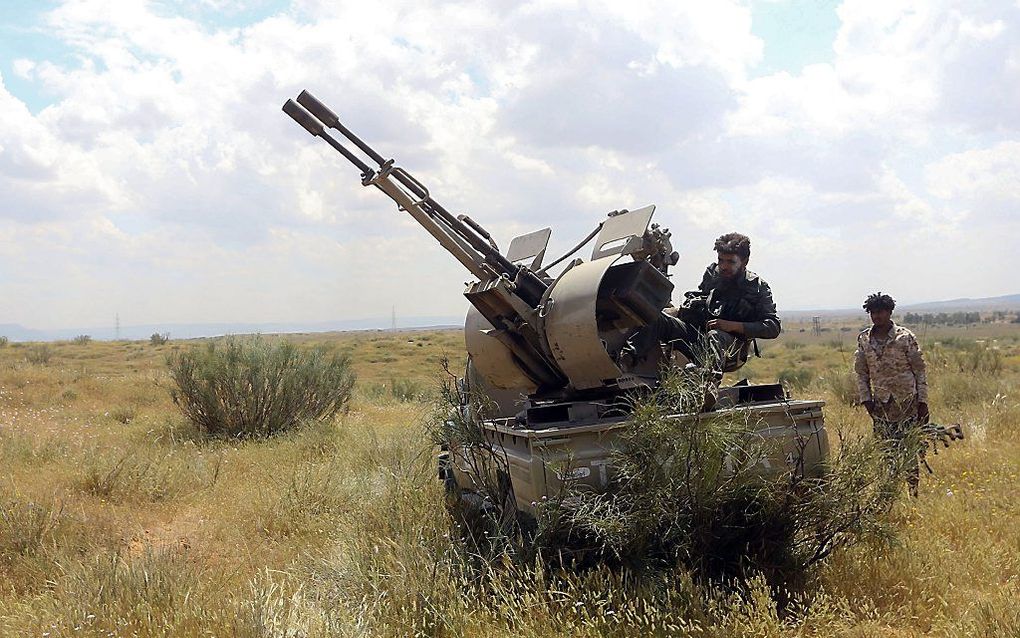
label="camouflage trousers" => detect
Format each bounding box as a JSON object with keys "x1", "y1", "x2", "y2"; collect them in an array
[
  {"x1": 652, "y1": 314, "x2": 749, "y2": 373},
  {"x1": 871, "y1": 396, "x2": 922, "y2": 495}
]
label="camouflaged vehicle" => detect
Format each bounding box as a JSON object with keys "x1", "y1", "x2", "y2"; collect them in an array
[{"x1": 283, "y1": 90, "x2": 830, "y2": 519}]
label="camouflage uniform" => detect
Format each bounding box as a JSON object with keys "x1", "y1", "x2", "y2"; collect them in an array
[
  {"x1": 853, "y1": 322, "x2": 928, "y2": 420},
  {"x1": 658, "y1": 264, "x2": 781, "y2": 373},
  {"x1": 853, "y1": 322, "x2": 929, "y2": 492}
]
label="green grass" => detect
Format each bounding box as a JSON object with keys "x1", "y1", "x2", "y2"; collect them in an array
[{"x1": 0, "y1": 325, "x2": 1017, "y2": 636}]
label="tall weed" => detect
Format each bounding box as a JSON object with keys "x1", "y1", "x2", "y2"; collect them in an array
[
  {"x1": 26, "y1": 345, "x2": 53, "y2": 365},
  {"x1": 0, "y1": 497, "x2": 64, "y2": 557},
  {"x1": 823, "y1": 368, "x2": 859, "y2": 406},
  {"x1": 77, "y1": 446, "x2": 221, "y2": 503}
]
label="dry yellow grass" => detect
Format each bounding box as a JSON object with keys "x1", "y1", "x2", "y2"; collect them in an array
[{"x1": 0, "y1": 324, "x2": 1017, "y2": 636}]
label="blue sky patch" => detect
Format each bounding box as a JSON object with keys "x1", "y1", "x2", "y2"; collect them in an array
[
  {"x1": 751, "y1": 0, "x2": 841, "y2": 76},
  {"x1": 0, "y1": 1, "x2": 72, "y2": 113}
]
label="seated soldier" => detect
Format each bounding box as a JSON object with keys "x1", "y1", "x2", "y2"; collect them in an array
[{"x1": 623, "y1": 232, "x2": 781, "y2": 376}]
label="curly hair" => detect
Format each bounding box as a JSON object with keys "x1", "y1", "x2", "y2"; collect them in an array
[
  {"x1": 863, "y1": 292, "x2": 896, "y2": 312},
  {"x1": 713, "y1": 232, "x2": 750, "y2": 260}
]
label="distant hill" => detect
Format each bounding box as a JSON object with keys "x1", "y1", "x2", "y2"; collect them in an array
[
  {"x1": 0, "y1": 316, "x2": 464, "y2": 343},
  {"x1": 781, "y1": 293, "x2": 1020, "y2": 320},
  {"x1": 3, "y1": 292, "x2": 1018, "y2": 342},
  {"x1": 901, "y1": 293, "x2": 1020, "y2": 312}
]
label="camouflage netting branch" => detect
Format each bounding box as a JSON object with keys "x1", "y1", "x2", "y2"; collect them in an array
[
  {"x1": 429, "y1": 360, "x2": 525, "y2": 553},
  {"x1": 435, "y1": 366, "x2": 920, "y2": 594},
  {"x1": 547, "y1": 369, "x2": 921, "y2": 589}
]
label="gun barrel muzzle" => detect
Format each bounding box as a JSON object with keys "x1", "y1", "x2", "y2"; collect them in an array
[
  {"x1": 297, "y1": 90, "x2": 386, "y2": 166},
  {"x1": 296, "y1": 90, "x2": 340, "y2": 129},
  {"x1": 283, "y1": 100, "x2": 324, "y2": 137}
]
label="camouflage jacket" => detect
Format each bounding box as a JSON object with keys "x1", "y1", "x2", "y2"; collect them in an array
[
  {"x1": 685, "y1": 264, "x2": 781, "y2": 340},
  {"x1": 853, "y1": 323, "x2": 929, "y2": 404}
]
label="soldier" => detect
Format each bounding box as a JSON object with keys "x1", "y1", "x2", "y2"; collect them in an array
[
  {"x1": 658, "y1": 232, "x2": 780, "y2": 373},
  {"x1": 620, "y1": 232, "x2": 781, "y2": 392},
  {"x1": 853, "y1": 292, "x2": 929, "y2": 496}
]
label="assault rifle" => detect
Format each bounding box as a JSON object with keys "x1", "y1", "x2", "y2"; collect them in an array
[{"x1": 920, "y1": 422, "x2": 965, "y2": 474}]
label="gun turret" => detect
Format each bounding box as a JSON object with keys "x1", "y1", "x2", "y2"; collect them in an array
[{"x1": 282, "y1": 91, "x2": 674, "y2": 397}]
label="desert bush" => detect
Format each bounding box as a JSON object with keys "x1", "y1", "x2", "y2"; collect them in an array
[
  {"x1": 0, "y1": 335, "x2": 8, "y2": 347},
  {"x1": 108, "y1": 404, "x2": 138, "y2": 424},
  {"x1": 0, "y1": 497, "x2": 64, "y2": 558},
  {"x1": 823, "y1": 368, "x2": 859, "y2": 406},
  {"x1": 928, "y1": 340, "x2": 1003, "y2": 375},
  {"x1": 150, "y1": 332, "x2": 170, "y2": 345},
  {"x1": 542, "y1": 411, "x2": 909, "y2": 591},
  {"x1": 25, "y1": 344, "x2": 52, "y2": 365},
  {"x1": 390, "y1": 376, "x2": 425, "y2": 402},
  {"x1": 166, "y1": 336, "x2": 356, "y2": 439},
  {"x1": 72, "y1": 334, "x2": 91, "y2": 345},
  {"x1": 778, "y1": 367, "x2": 813, "y2": 390}
]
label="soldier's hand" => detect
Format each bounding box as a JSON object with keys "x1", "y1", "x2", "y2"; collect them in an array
[
  {"x1": 917, "y1": 402, "x2": 930, "y2": 424},
  {"x1": 862, "y1": 400, "x2": 876, "y2": 416},
  {"x1": 707, "y1": 319, "x2": 743, "y2": 334}
]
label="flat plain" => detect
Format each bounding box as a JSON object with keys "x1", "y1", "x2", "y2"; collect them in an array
[{"x1": 0, "y1": 320, "x2": 1018, "y2": 637}]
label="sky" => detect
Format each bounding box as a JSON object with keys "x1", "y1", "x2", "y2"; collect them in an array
[{"x1": 0, "y1": 0, "x2": 1017, "y2": 330}]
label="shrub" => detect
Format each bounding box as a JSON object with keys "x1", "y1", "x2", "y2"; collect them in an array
[
  {"x1": 72, "y1": 334, "x2": 91, "y2": 345},
  {"x1": 824, "y1": 368, "x2": 859, "y2": 406},
  {"x1": 0, "y1": 336, "x2": 8, "y2": 347},
  {"x1": 108, "y1": 405, "x2": 137, "y2": 424},
  {"x1": 777, "y1": 367, "x2": 813, "y2": 390},
  {"x1": 26, "y1": 345, "x2": 52, "y2": 365},
  {"x1": 435, "y1": 369, "x2": 912, "y2": 593},
  {"x1": 150, "y1": 332, "x2": 170, "y2": 345},
  {"x1": 166, "y1": 336, "x2": 356, "y2": 439},
  {"x1": 390, "y1": 377, "x2": 425, "y2": 402},
  {"x1": 0, "y1": 496, "x2": 64, "y2": 557},
  {"x1": 544, "y1": 412, "x2": 907, "y2": 590},
  {"x1": 928, "y1": 340, "x2": 1003, "y2": 376}
]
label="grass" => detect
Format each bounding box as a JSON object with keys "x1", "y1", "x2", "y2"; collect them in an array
[{"x1": 0, "y1": 324, "x2": 1017, "y2": 636}]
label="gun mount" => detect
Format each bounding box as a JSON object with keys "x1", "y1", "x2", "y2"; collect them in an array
[
  {"x1": 283, "y1": 91, "x2": 830, "y2": 520},
  {"x1": 283, "y1": 90, "x2": 678, "y2": 400}
]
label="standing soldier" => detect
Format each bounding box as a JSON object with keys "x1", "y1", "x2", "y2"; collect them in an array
[{"x1": 853, "y1": 292, "x2": 929, "y2": 496}]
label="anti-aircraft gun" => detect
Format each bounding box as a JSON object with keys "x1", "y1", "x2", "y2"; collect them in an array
[{"x1": 283, "y1": 91, "x2": 829, "y2": 517}]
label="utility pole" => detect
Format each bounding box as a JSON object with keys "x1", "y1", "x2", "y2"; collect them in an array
[
  {"x1": 115, "y1": 313, "x2": 120, "y2": 341},
  {"x1": 812, "y1": 316, "x2": 822, "y2": 336},
  {"x1": 391, "y1": 306, "x2": 397, "y2": 332}
]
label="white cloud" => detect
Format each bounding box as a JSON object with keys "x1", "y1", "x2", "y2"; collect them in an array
[
  {"x1": 0, "y1": 0, "x2": 1016, "y2": 328},
  {"x1": 925, "y1": 141, "x2": 1020, "y2": 204}
]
